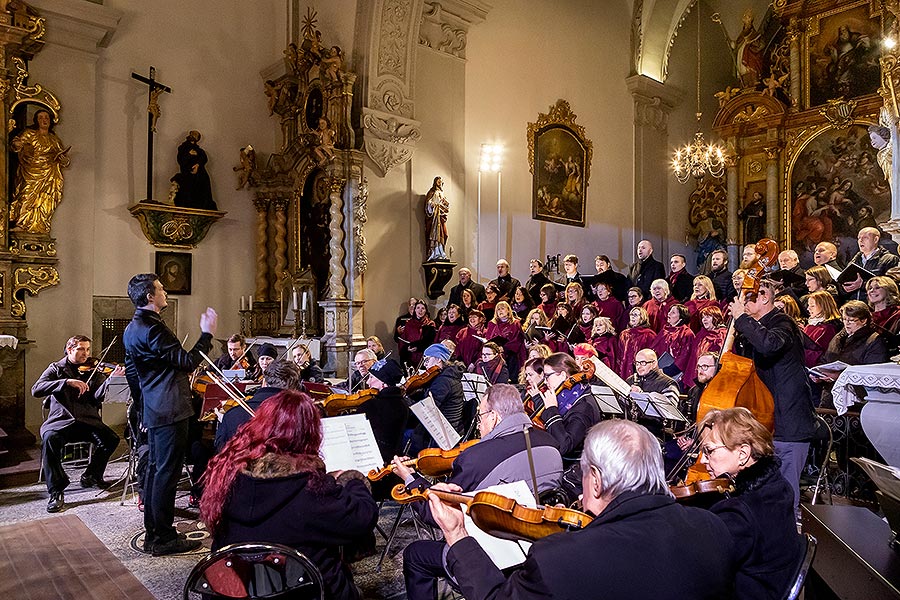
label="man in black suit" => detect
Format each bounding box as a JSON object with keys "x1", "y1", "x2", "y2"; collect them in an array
[
  {"x1": 629, "y1": 239, "x2": 666, "y2": 297},
  {"x1": 708, "y1": 249, "x2": 735, "y2": 304},
  {"x1": 448, "y1": 268, "x2": 486, "y2": 307},
  {"x1": 667, "y1": 253, "x2": 695, "y2": 302},
  {"x1": 489, "y1": 259, "x2": 521, "y2": 301},
  {"x1": 430, "y1": 420, "x2": 735, "y2": 599},
  {"x1": 524, "y1": 258, "x2": 552, "y2": 304}
]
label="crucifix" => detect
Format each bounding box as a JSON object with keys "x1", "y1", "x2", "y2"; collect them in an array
[{"x1": 131, "y1": 66, "x2": 171, "y2": 201}]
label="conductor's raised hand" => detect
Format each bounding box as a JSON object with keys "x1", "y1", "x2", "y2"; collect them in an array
[{"x1": 200, "y1": 307, "x2": 218, "y2": 336}]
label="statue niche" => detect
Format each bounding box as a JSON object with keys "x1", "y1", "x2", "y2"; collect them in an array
[{"x1": 299, "y1": 170, "x2": 331, "y2": 297}]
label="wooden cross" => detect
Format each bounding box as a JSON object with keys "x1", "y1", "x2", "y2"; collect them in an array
[{"x1": 131, "y1": 66, "x2": 171, "y2": 201}]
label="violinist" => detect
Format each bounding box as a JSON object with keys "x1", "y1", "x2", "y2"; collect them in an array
[
  {"x1": 698, "y1": 407, "x2": 804, "y2": 600},
  {"x1": 256, "y1": 343, "x2": 277, "y2": 377},
  {"x1": 340, "y1": 349, "x2": 376, "y2": 391},
  {"x1": 399, "y1": 384, "x2": 562, "y2": 600},
  {"x1": 361, "y1": 358, "x2": 409, "y2": 463},
  {"x1": 214, "y1": 359, "x2": 301, "y2": 452},
  {"x1": 428, "y1": 420, "x2": 734, "y2": 600},
  {"x1": 730, "y1": 279, "x2": 817, "y2": 515},
  {"x1": 537, "y1": 353, "x2": 601, "y2": 459},
  {"x1": 407, "y1": 344, "x2": 465, "y2": 454},
  {"x1": 213, "y1": 333, "x2": 257, "y2": 376},
  {"x1": 290, "y1": 344, "x2": 325, "y2": 383},
  {"x1": 33, "y1": 335, "x2": 124, "y2": 513}
]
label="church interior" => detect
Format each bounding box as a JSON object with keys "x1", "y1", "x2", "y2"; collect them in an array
[{"x1": 1, "y1": 0, "x2": 899, "y2": 598}]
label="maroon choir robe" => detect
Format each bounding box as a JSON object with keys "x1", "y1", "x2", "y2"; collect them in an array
[
  {"x1": 685, "y1": 298, "x2": 719, "y2": 333},
  {"x1": 644, "y1": 296, "x2": 678, "y2": 333},
  {"x1": 803, "y1": 320, "x2": 839, "y2": 368},
  {"x1": 683, "y1": 326, "x2": 727, "y2": 386},
  {"x1": 650, "y1": 324, "x2": 695, "y2": 375},
  {"x1": 618, "y1": 326, "x2": 657, "y2": 379},
  {"x1": 591, "y1": 333, "x2": 619, "y2": 371},
  {"x1": 454, "y1": 325, "x2": 485, "y2": 369},
  {"x1": 593, "y1": 297, "x2": 627, "y2": 332}
]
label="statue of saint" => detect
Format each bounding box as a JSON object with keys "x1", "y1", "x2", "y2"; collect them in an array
[
  {"x1": 424, "y1": 176, "x2": 449, "y2": 261},
  {"x1": 169, "y1": 130, "x2": 217, "y2": 210},
  {"x1": 740, "y1": 191, "x2": 766, "y2": 244},
  {"x1": 869, "y1": 107, "x2": 900, "y2": 221},
  {"x1": 10, "y1": 109, "x2": 70, "y2": 234}
]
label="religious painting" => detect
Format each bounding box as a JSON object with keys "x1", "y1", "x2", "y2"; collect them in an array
[
  {"x1": 687, "y1": 176, "x2": 726, "y2": 270},
  {"x1": 788, "y1": 123, "x2": 888, "y2": 266},
  {"x1": 155, "y1": 251, "x2": 192, "y2": 295},
  {"x1": 805, "y1": 2, "x2": 881, "y2": 108},
  {"x1": 527, "y1": 100, "x2": 592, "y2": 227}
]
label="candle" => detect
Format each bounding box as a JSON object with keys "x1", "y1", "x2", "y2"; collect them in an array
[
  {"x1": 302, "y1": 291, "x2": 308, "y2": 311},
  {"x1": 293, "y1": 290, "x2": 298, "y2": 311},
  {"x1": 241, "y1": 296, "x2": 245, "y2": 311},
  {"x1": 249, "y1": 295, "x2": 253, "y2": 310}
]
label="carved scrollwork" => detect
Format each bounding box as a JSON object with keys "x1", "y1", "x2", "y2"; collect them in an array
[
  {"x1": 362, "y1": 107, "x2": 422, "y2": 175},
  {"x1": 14, "y1": 265, "x2": 59, "y2": 297},
  {"x1": 128, "y1": 203, "x2": 226, "y2": 249},
  {"x1": 353, "y1": 178, "x2": 369, "y2": 276},
  {"x1": 732, "y1": 105, "x2": 770, "y2": 123},
  {"x1": 419, "y1": 2, "x2": 468, "y2": 58},
  {"x1": 818, "y1": 98, "x2": 857, "y2": 130},
  {"x1": 10, "y1": 57, "x2": 60, "y2": 120}
]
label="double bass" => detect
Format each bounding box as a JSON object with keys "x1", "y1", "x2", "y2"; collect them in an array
[{"x1": 677, "y1": 239, "x2": 777, "y2": 486}]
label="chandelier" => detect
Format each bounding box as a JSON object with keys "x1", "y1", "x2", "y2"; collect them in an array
[{"x1": 672, "y1": 3, "x2": 726, "y2": 184}]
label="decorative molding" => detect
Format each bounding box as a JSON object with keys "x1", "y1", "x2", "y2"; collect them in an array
[
  {"x1": 818, "y1": 98, "x2": 857, "y2": 130},
  {"x1": 362, "y1": 107, "x2": 422, "y2": 176},
  {"x1": 626, "y1": 74, "x2": 682, "y2": 134},
  {"x1": 12, "y1": 265, "x2": 59, "y2": 317},
  {"x1": 10, "y1": 56, "x2": 60, "y2": 120},
  {"x1": 418, "y1": 1, "x2": 484, "y2": 59},
  {"x1": 128, "y1": 203, "x2": 226, "y2": 249},
  {"x1": 28, "y1": 0, "x2": 121, "y2": 54},
  {"x1": 353, "y1": 178, "x2": 369, "y2": 276},
  {"x1": 732, "y1": 105, "x2": 771, "y2": 124}
]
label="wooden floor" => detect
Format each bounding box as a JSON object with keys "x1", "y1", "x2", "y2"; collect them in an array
[{"x1": 0, "y1": 514, "x2": 155, "y2": 599}]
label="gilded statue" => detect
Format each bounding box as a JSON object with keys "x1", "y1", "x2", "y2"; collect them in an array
[
  {"x1": 424, "y1": 176, "x2": 449, "y2": 261},
  {"x1": 10, "y1": 109, "x2": 71, "y2": 235}
]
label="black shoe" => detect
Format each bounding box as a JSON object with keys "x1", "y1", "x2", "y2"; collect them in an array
[
  {"x1": 142, "y1": 535, "x2": 155, "y2": 553},
  {"x1": 80, "y1": 474, "x2": 111, "y2": 489},
  {"x1": 152, "y1": 537, "x2": 201, "y2": 556},
  {"x1": 47, "y1": 492, "x2": 64, "y2": 513}
]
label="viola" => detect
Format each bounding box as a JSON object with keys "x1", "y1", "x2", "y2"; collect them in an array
[
  {"x1": 318, "y1": 388, "x2": 378, "y2": 417},
  {"x1": 198, "y1": 395, "x2": 254, "y2": 422},
  {"x1": 669, "y1": 477, "x2": 734, "y2": 504},
  {"x1": 531, "y1": 359, "x2": 596, "y2": 428},
  {"x1": 367, "y1": 439, "x2": 479, "y2": 481},
  {"x1": 77, "y1": 357, "x2": 119, "y2": 375},
  {"x1": 402, "y1": 364, "x2": 442, "y2": 394},
  {"x1": 523, "y1": 381, "x2": 549, "y2": 430},
  {"x1": 390, "y1": 484, "x2": 593, "y2": 542}
]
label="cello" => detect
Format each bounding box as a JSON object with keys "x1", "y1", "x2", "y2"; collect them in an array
[{"x1": 676, "y1": 239, "x2": 778, "y2": 486}]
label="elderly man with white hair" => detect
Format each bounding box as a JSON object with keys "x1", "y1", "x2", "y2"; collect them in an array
[
  {"x1": 489, "y1": 258, "x2": 521, "y2": 301},
  {"x1": 429, "y1": 420, "x2": 735, "y2": 599}
]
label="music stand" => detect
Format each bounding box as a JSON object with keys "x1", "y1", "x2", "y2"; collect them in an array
[
  {"x1": 629, "y1": 392, "x2": 687, "y2": 423},
  {"x1": 461, "y1": 373, "x2": 489, "y2": 404},
  {"x1": 590, "y1": 385, "x2": 625, "y2": 417}
]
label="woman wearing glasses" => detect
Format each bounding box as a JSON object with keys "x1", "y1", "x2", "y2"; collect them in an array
[
  {"x1": 471, "y1": 342, "x2": 509, "y2": 385},
  {"x1": 698, "y1": 407, "x2": 804, "y2": 600},
  {"x1": 535, "y1": 352, "x2": 601, "y2": 460}
]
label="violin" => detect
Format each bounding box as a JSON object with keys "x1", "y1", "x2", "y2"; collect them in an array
[
  {"x1": 390, "y1": 484, "x2": 593, "y2": 542},
  {"x1": 318, "y1": 388, "x2": 378, "y2": 417},
  {"x1": 402, "y1": 364, "x2": 442, "y2": 394},
  {"x1": 523, "y1": 381, "x2": 549, "y2": 430},
  {"x1": 77, "y1": 357, "x2": 120, "y2": 375},
  {"x1": 367, "y1": 439, "x2": 479, "y2": 481},
  {"x1": 669, "y1": 477, "x2": 734, "y2": 506},
  {"x1": 199, "y1": 396, "x2": 254, "y2": 422},
  {"x1": 531, "y1": 359, "x2": 596, "y2": 428}
]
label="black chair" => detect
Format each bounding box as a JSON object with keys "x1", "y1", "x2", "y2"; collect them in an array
[
  {"x1": 183, "y1": 542, "x2": 324, "y2": 600},
  {"x1": 784, "y1": 533, "x2": 817, "y2": 600}
]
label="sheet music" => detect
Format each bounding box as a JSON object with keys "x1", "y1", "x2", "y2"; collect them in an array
[
  {"x1": 319, "y1": 414, "x2": 384, "y2": 473},
  {"x1": 808, "y1": 360, "x2": 851, "y2": 378},
  {"x1": 629, "y1": 391, "x2": 685, "y2": 421},
  {"x1": 461, "y1": 373, "x2": 489, "y2": 403},
  {"x1": 590, "y1": 385, "x2": 624, "y2": 415},
  {"x1": 591, "y1": 359, "x2": 631, "y2": 398},
  {"x1": 824, "y1": 263, "x2": 841, "y2": 281},
  {"x1": 409, "y1": 393, "x2": 462, "y2": 450},
  {"x1": 221, "y1": 368, "x2": 246, "y2": 380},
  {"x1": 852, "y1": 457, "x2": 900, "y2": 501},
  {"x1": 457, "y1": 480, "x2": 534, "y2": 570}
]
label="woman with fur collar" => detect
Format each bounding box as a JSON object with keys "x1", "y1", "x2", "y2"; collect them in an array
[
  {"x1": 699, "y1": 407, "x2": 804, "y2": 600},
  {"x1": 201, "y1": 389, "x2": 378, "y2": 600}
]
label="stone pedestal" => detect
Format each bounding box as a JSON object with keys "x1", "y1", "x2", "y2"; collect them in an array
[
  {"x1": 318, "y1": 298, "x2": 366, "y2": 378},
  {"x1": 422, "y1": 260, "x2": 457, "y2": 301}
]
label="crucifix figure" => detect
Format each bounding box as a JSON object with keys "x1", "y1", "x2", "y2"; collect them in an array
[{"x1": 131, "y1": 66, "x2": 171, "y2": 201}]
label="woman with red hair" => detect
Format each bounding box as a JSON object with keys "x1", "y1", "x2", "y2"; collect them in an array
[{"x1": 200, "y1": 389, "x2": 378, "y2": 600}]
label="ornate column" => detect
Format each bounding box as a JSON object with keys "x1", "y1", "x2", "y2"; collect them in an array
[
  {"x1": 787, "y1": 17, "x2": 801, "y2": 109},
  {"x1": 626, "y1": 74, "x2": 682, "y2": 252},
  {"x1": 252, "y1": 196, "x2": 270, "y2": 300},
  {"x1": 764, "y1": 146, "x2": 781, "y2": 240},
  {"x1": 726, "y1": 152, "x2": 740, "y2": 267},
  {"x1": 271, "y1": 196, "x2": 288, "y2": 297}
]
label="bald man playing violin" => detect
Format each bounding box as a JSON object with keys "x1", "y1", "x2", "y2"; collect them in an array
[
  {"x1": 430, "y1": 420, "x2": 735, "y2": 600},
  {"x1": 33, "y1": 335, "x2": 125, "y2": 513},
  {"x1": 397, "y1": 384, "x2": 562, "y2": 600}
]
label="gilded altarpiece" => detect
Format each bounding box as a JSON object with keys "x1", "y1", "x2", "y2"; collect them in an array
[{"x1": 711, "y1": 0, "x2": 892, "y2": 267}]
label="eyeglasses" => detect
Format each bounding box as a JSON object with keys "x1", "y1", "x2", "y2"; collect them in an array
[
  {"x1": 842, "y1": 317, "x2": 861, "y2": 324},
  {"x1": 480, "y1": 352, "x2": 496, "y2": 358},
  {"x1": 355, "y1": 360, "x2": 374, "y2": 366},
  {"x1": 702, "y1": 444, "x2": 728, "y2": 456},
  {"x1": 634, "y1": 360, "x2": 655, "y2": 367},
  {"x1": 542, "y1": 370, "x2": 559, "y2": 378},
  {"x1": 697, "y1": 364, "x2": 715, "y2": 371},
  {"x1": 478, "y1": 409, "x2": 495, "y2": 418}
]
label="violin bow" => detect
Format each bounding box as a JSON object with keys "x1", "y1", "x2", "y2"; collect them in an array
[
  {"x1": 204, "y1": 368, "x2": 256, "y2": 418},
  {"x1": 84, "y1": 335, "x2": 117, "y2": 386},
  {"x1": 229, "y1": 340, "x2": 258, "y2": 371},
  {"x1": 199, "y1": 350, "x2": 249, "y2": 406}
]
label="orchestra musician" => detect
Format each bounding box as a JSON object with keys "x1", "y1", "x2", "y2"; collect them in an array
[
  {"x1": 536, "y1": 353, "x2": 601, "y2": 460},
  {"x1": 214, "y1": 359, "x2": 302, "y2": 452},
  {"x1": 123, "y1": 273, "x2": 217, "y2": 556},
  {"x1": 361, "y1": 358, "x2": 410, "y2": 463},
  {"x1": 398, "y1": 384, "x2": 563, "y2": 600},
  {"x1": 730, "y1": 279, "x2": 817, "y2": 515},
  {"x1": 290, "y1": 344, "x2": 325, "y2": 383},
  {"x1": 213, "y1": 333, "x2": 257, "y2": 376},
  {"x1": 408, "y1": 343, "x2": 466, "y2": 453},
  {"x1": 33, "y1": 335, "x2": 124, "y2": 513},
  {"x1": 256, "y1": 343, "x2": 277, "y2": 376},
  {"x1": 698, "y1": 407, "x2": 805, "y2": 600},
  {"x1": 341, "y1": 349, "x2": 377, "y2": 391},
  {"x1": 428, "y1": 420, "x2": 735, "y2": 599},
  {"x1": 200, "y1": 389, "x2": 378, "y2": 600}
]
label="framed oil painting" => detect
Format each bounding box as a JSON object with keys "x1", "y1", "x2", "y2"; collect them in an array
[
  {"x1": 788, "y1": 123, "x2": 888, "y2": 266},
  {"x1": 805, "y1": 1, "x2": 881, "y2": 108},
  {"x1": 528, "y1": 99, "x2": 592, "y2": 227},
  {"x1": 155, "y1": 251, "x2": 192, "y2": 295}
]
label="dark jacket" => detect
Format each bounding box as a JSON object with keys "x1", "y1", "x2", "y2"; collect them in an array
[
  {"x1": 214, "y1": 350, "x2": 256, "y2": 374},
  {"x1": 630, "y1": 255, "x2": 666, "y2": 297},
  {"x1": 489, "y1": 274, "x2": 521, "y2": 301},
  {"x1": 357, "y1": 386, "x2": 409, "y2": 463},
  {"x1": 711, "y1": 456, "x2": 804, "y2": 600},
  {"x1": 214, "y1": 386, "x2": 281, "y2": 452},
  {"x1": 446, "y1": 491, "x2": 735, "y2": 600},
  {"x1": 541, "y1": 381, "x2": 601, "y2": 459},
  {"x1": 734, "y1": 310, "x2": 817, "y2": 442},
  {"x1": 524, "y1": 272, "x2": 552, "y2": 304},
  {"x1": 300, "y1": 359, "x2": 325, "y2": 383},
  {"x1": 424, "y1": 363, "x2": 467, "y2": 433},
  {"x1": 213, "y1": 453, "x2": 378, "y2": 600},
  {"x1": 710, "y1": 266, "x2": 736, "y2": 303},
  {"x1": 123, "y1": 308, "x2": 213, "y2": 428},
  {"x1": 667, "y1": 269, "x2": 695, "y2": 303},
  {"x1": 824, "y1": 324, "x2": 889, "y2": 366},
  {"x1": 844, "y1": 246, "x2": 900, "y2": 301},
  {"x1": 33, "y1": 357, "x2": 111, "y2": 438},
  {"x1": 449, "y1": 280, "x2": 487, "y2": 307}
]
